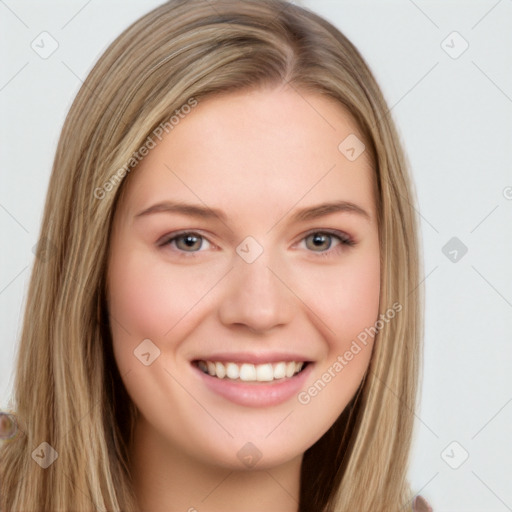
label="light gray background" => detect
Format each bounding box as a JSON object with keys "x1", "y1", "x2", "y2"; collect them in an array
[{"x1": 1, "y1": 1, "x2": 511, "y2": 510}]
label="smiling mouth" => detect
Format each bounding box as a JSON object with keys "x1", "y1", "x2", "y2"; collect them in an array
[{"x1": 193, "y1": 360, "x2": 310, "y2": 382}]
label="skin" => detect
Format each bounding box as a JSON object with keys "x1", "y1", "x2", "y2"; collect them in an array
[{"x1": 106, "y1": 84, "x2": 380, "y2": 512}]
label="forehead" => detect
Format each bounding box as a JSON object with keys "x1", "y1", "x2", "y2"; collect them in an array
[{"x1": 116, "y1": 86, "x2": 376, "y2": 222}]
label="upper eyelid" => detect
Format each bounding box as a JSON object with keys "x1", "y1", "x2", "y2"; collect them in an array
[
  {"x1": 301, "y1": 228, "x2": 351, "y2": 240},
  {"x1": 158, "y1": 230, "x2": 210, "y2": 244}
]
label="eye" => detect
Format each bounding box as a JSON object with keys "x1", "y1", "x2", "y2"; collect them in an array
[
  {"x1": 159, "y1": 229, "x2": 354, "y2": 257},
  {"x1": 300, "y1": 230, "x2": 354, "y2": 254},
  {"x1": 160, "y1": 231, "x2": 212, "y2": 252}
]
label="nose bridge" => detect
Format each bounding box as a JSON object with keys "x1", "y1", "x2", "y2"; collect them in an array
[
  {"x1": 217, "y1": 247, "x2": 293, "y2": 332},
  {"x1": 238, "y1": 255, "x2": 278, "y2": 301}
]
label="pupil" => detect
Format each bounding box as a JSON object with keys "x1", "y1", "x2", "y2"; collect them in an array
[
  {"x1": 313, "y1": 234, "x2": 329, "y2": 249},
  {"x1": 185, "y1": 235, "x2": 198, "y2": 247},
  {"x1": 177, "y1": 234, "x2": 201, "y2": 251}
]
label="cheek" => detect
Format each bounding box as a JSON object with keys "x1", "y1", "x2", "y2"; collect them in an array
[
  {"x1": 106, "y1": 247, "x2": 228, "y2": 360},
  {"x1": 290, "y1": 250, "x2": 380, "y2": 439},
  {"x1": 336, "y1": 254, "x2": 381, "y2": 338},
  {"x1": 292, "y1": 248, "x2": 380, "y2": 344},
  {"x1": 109, "y1": 261, "x2": 169, "y2": 337},
  {"x1": 106, "y1": 248, "x2": 224, "y2": 414}
]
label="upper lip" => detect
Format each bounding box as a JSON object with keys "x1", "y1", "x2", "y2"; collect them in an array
[{"x1": 192, "y1": 352, "x2": 313, "y2": 365}]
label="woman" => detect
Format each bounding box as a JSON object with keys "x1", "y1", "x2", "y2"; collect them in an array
[{"x1": 0, "y1": 0, "x2": 431, "y2": 510}]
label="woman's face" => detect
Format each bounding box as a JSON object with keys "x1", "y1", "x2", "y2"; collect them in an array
[{"x1": 107, "y1": 85, "x2": 380, "y2": 470}]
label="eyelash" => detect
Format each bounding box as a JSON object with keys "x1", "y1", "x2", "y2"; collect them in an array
[{"x1": 159, "y1": 229, "x2": 355, "y2": 258}]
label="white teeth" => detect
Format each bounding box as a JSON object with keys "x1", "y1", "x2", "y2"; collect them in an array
[
  {"x1": 239, "y1": 363, "x2": 256, "y2": 381},
  {"x1": 226, "y1": 362, "x2": 239, "y2": 379},
  {"x1": 197, "y1": 360, "x2": 306, "y2": 381},
  {"x1": 273, "y1": 362, "x2": 286, "y2": 379},
  {"x1": 207, "y1": 361, "x2": 216, "y2": 376},
  {"x1": 285, "y1": 361, "x2": 296, "y2": 378},
  {"x1": 256, "y1": 363, "x2": 274, "y2": 382},
  {"x1": 215, "y1": 362, "x2": 226, "y2": 379}
]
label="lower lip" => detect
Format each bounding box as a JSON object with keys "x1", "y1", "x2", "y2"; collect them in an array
[{"x1": 192, "y1": 363, "x2": 314, "y2": 407}]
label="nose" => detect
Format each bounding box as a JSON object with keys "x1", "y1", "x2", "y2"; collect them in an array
[{"x1": 217, "y1": 253, "x2": 294, "y2": 333}]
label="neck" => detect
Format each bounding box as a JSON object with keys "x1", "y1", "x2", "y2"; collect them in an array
[{"x1": 130, "y1": 416, "x2": 302, "y2": 512}]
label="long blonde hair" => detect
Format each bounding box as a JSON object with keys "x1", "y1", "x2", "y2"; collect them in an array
[{"x1": 0, "y1": 1, "x2": 422, "y2": 510}]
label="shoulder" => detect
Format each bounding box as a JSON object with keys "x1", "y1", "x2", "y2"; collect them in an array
[{"x1": 412, "y1": 495, "x2": 433, "y2": 511}]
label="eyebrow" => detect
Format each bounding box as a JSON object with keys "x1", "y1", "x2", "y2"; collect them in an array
[{"x1": 134, "y1": 199, "x2": 371, "y2": 223}]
